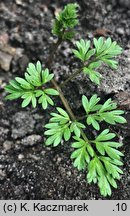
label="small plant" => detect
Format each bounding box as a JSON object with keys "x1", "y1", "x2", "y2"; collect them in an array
[{"x1": 5, "y1": 3, "x2": 126, "y2": 197}]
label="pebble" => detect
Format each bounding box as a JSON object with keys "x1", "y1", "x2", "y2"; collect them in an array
[
  {"x1": 21, "y1": 134, "x2": 42, "y2": 146},
  {"x1": 0, "y1": 169, "x2": 6, "y2": 179},
  {"x1": 57, "y1": 157, "x2": 62, "y2": 163},
  {"x1": 18, "y1": 154, "x2": 24, "y2": 161},
  {"x1": 67, "y1": 171, "x2": 71, "y2": 176},
  {"x1": 28, "y1": 154, "x2": 40, "y2": 161},
  {"x1": 116, "y1": 28, "x2": 124, "y2": 35},
  {"x1": 3, "y1": 141, "x2": 12, "y2": 151},
  {"x1": 0, "y1": 51, "x2": 13, "y2": 71},
  {"x1": 41, "y1": 150, "x2": 46, "y2": 156}
]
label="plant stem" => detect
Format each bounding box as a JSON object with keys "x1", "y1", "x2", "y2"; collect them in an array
[
  {"x1": 46, "y1": 37, "x2": 89, "y2": 143},
  {"x1": 60, "y1": 67, "x2": 83, "y2": 88},
  {"x1": 46, "y1": 37, "x2": 62, "y2": 69},
  {"x1": 60, "y1": 55, "x2": 99, "y2": 88}
]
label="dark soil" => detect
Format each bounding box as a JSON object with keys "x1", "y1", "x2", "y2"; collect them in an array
[{"x1": 0, "y1": 0, "x2": 130, "y2": 200}]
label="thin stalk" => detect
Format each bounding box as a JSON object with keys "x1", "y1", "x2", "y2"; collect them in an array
[
  {"x1": 45, "y1": 37, "x2": 89, "y2": 143},
  {"x1": 60, "y1": 55, "x2": 99, "y2": 88},
  {"x1": 46, "y1": 37, "x2": 62, "y2": 69},
  {"x1": 60, "y1": 67, "x2": 83, "y2": 88}
]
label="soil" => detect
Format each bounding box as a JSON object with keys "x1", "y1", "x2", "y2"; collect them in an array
[{"x1": 0, "y1": 0, "x2": 130, "y2": 200}]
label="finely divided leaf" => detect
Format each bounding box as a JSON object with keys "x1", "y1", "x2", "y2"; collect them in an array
[
  {"x1": 52, "y1": 3, "x2": 79, "y2": 39},
  {"x1": 93, "y1": 37, "x2": 123, "y2": 69},
  {"x1": 5, "y1": 61, "x2": 58, "y2": 109},
  {"x1": 82, "y1": 95, "x2": 126, "y2": 130}
]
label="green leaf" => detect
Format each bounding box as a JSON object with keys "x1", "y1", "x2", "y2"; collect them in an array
[
  {"x1": 52, "y1": 3, "x2": 79, "y2": 39},
  {"x1": 71, "y1": 136, "x2": 94, "y2": 169},
  {"x1": 63, "y1": 31, "x2": 75, "y2": 40},
  {"x1": 96, "y1": 142, "x2": 105, "y2": 155},
  {"x1": 45, "y1": 95, "x2": 54, "y2": 106},
  {"x1": 44, "y1": 88, "x2": 59, "y2": 95},
  {"x1": 105, "y1": 146, "x2": 124, "y2": 160},
  {"x1": 5, "y1": 92, "x2": 23, "y2": 100},
  {"x1": 15, "y1": 77, "x2": 33, "y2": 90},
  {"x1": 9, "y1": 80, "x2": 23, "y2": 90},
  {"x1": 87, "y1": 156, "x2": 122, "y2": 196},
  {"x1": 72, "y1": 49, "x2": 84, "y2": 61},
  {"x1": 41, "y1": 97, "x2": 48, "y2": 110},
  {"x1": 73, "y1": 124, "x2": 81, "y2": 137},
  {"x1": 36, "y1": 60, "x2": 42, "y2": 73},
  {"x1": 71, "y1": 146, "x2": 90, "y2": 170},
  {"x1": 96, "y1": 129, "x2": 116, "y2": 141},
  {"x1": 85, "y1": 48, "x2": 95, "y2": 60},
  {"x1": 31, "y1": 95, "x2": 37, "y2": 108},
  {"x1": 22, "y1": 95, "x2": 32, "y2": 107},
  {"x1": 87, "y1": 158, "x2": 97, "y2": 183},
  {"x1": 42, "y1": 69, "x2": 54, "y2": 84},
  {"x1": 83, "y1": 67, "x2": 102, "y2": 85},
  {"x1": 82, "y1": 95, "x2": 89, "y2": 113},
  {"x1": 56, "y1": 107, "x2": 70, "y2": 119},
  {"x1": 87, "y1": 115, "x2": 100, "y2": 130},
  {"x1": 107, "y1": 174, "x2": 117, "y2": 188},
  {"x1": 93, "y1": 37, "x2": 123, "y2": 69},
  {"x1": 82, "y1": 94, "x2": 100, "y2": 114},
  {"x1": 73, "y1": 39, "x2": 96, "y2": 62},
  {"x1": 5, "y1": 61, "x2": 57, "y2": 109},
  {"x1": 93, "y1": 129, "x2": 124, "y2": 161},
  {"x1": 64, "y1": 127, "x2": 71, "y2": 141},
  {"x1": 88, "y1": 61, "x2": 101, "y2": 69},
  {"x1": 53, "y1": 135, "x2": 62, "y2": 146},
  {"x1": 98, "y1": 176, "x2": 112, "y2": 196},
  {"x1": 44, "y1": 107, "x2": 72, "y2": 146},
  {"x1": 82, "y1": 95, "x2": 126, "y2": 130}
]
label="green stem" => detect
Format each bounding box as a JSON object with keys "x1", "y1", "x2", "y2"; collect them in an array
[
  {"x1": 60, "y1": 67, "x2": 83, "y2": 88},
  {"x1": 60, "y1": 55, "x2": 100, "y2": 88}
]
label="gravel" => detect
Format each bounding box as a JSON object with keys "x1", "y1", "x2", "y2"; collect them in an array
[{"x1": 21, "y1": 135, "x2": 42, "y2": 146}]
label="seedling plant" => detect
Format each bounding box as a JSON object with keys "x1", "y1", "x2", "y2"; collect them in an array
[{"x1": 5, "y1": 3, "x2": 126, "y2": 197}]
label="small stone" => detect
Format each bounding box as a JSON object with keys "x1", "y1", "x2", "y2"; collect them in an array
[
  {"x1": 15, "y1": 48, "x2": 24, "y2": 57},
  {"x1": 25, "y1": 32, "x2": 33, "y2": 42},
  {"x1": 0, "y1": 33, "x2": 9, "y2": 46},
  {"x1": 41, "y1": 150, "x2": 46, "y2": 156},
  {"x1": 3, "y1": 141, "x2": 12, "y2": 151},
  {"x1": 18, "y1": 154, "x2": 24, "y2": 160},
  {"x1": 0, "y1": 51, "x2": 13, "y2": 71},
  {"x1": 67, "y1": 171, "x2": 71, "y2": 176},
  {"x1": 0, "y1": 165, "x2": 4, "y2": 169},
  {"x1": 15, "y1": 0, "x2": 23, "y2": 5},
  {"x1": 0, "y1": 169, "x2": 6, "y2": 177},
  {"x1": 116, "y1": 28, "x2": 124, "y2": 35},
  {"x1": 28, "y1": 154, "x2": 40, "y2": 161},
  {"x1": 106, "y1": 5, "x2": 112, "y2": 11},
  {"x1": 57, "y1": 157, "x2": 62, "y2": 163},
  {"x1": 21, "y1": 134, "x2": 42, "y2": 146}
]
